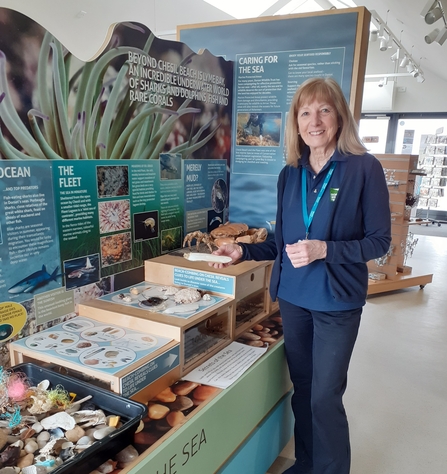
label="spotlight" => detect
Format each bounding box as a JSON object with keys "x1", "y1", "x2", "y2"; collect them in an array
[
  {"x1": 378, "y1": 78, "x2": 388, "y2": 87},
  {"x1": 390, "y1": 49, "x2": 400, "y2": 61},
  {"x1": 379, "y1": 36, "x2": 389, "y2": 51},
  {"x1": 421, "y1": 0, "x2": 438, "y2": 19},
  {"x1": 425, "y1": 28, "x2": 440, "y2": 43},
  {"x1": 406, "y1": 63, "x2": 415, "y2": 73},
  {"x1": 435, "y1": 26, "x2": 447, "y2": 45},
  {"x1": 369, "y1": 30, "x2": 378, "y2": 42},
  {"x1": 411, "y1": 69, "x2": 420, "y2": 78},
  {"x1": 425, "y1": 6, "x2": 443, "y2": 24},
  {"x1": 399, "y1": 55, "x2": 409, "y2": 68},
  {"x1": 416, "y1": 75, "x2": 426, "y2": 83}
]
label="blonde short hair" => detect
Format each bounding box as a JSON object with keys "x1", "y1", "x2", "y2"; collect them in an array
[{"x1": 285, "y1": 77, "x2": 367, "y2": 167}]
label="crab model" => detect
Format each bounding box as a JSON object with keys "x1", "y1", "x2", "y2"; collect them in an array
[{"x1": 183, "y1": 222, "x2": 268, "y2": 252}]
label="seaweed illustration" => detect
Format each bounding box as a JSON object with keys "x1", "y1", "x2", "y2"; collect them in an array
[{"x1": 0, "y1": 24, "x2": 221, "y2": 160}]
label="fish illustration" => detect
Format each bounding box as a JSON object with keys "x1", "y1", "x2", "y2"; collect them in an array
[{"x1": 8, "y1": 265, "x2": 59, "y2": 294}]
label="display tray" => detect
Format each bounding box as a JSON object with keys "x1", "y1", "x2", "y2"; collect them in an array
[
  {"x1": 10, "y1": 362, "x2": 147, "y2": 474},
  {"x1": 9, "y1": 317, "x2": 180, "y2": 399}
]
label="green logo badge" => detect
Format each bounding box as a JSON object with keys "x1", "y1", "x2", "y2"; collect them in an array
[{"x1": 330, "y1": 188, "x2": 339, "y2": 202}]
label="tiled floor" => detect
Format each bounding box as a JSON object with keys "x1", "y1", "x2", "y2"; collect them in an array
[{"x1": 266, "y1": 233, "x2": 447, "y2": 474}]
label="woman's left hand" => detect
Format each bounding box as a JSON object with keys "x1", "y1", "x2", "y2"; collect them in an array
[{"x1": 285, "y1": 240, "x2": 327, "y2": 268}]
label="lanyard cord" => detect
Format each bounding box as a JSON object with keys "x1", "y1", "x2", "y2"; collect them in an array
[{"x1": 301, "y1": 161, "x2": 337, "y2": 239}]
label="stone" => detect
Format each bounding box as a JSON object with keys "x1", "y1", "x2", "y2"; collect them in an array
[
  {"x1": 166, "y1": 410, "x2": 186, "y2": 427},
  {"x1": 0, "y1": 429, "x2": 10, "y2": 450},
  {"x1": 192, "y1": 385, "x2": 219, "y2": 401},
  {"x1": 22, "y1": 466, "x2": 47, "y2": 474},
  {"x1": 153, "y1": 387, "x2": 176, "y2": 403},
  {"x1": 168, "y1": 395, "x2": 193, "y2": 412},
  {"x1": 147, "y1": 403, "x2": 170, "y2": 420},
  {"x1": 24, "y1": 439, "x2": 39, "y2": 454},
  {"x1": 17, "y1": 452, "x2": 34, "y2": 468},
  {"x1": 172, "y1": 381, "x2": 199, "y2": 396},
  {"x1": 93, "y1": 426, "x2": 116, "y2": 440},
  {"x1": 65, "y1": 425, "x2": 85, "y2": 443},
  {"x1": 31, "y1": 422, "x2": 43, "y2": 434},
  {"x1": 0, "y1": 467, "x2": 18, "y2": 474},
  {"x1": 115, "y1": 445, "x2": 139, "y2": 464}
]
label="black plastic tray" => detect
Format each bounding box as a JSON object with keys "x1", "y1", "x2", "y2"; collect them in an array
[{"x1": 11, "y1": 362, "x2": 147, "y2": 473}]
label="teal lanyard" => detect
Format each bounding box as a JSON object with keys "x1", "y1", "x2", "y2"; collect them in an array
[{"x1": 301, "y1": 161, "x2": 337, "y2": 239}]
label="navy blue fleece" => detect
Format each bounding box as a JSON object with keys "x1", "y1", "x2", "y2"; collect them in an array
[{"x1": 240, "y1": 147, "x2": 391, "y2": 308}]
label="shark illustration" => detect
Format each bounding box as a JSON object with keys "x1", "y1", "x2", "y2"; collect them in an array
[{"x1": 8, "y1": 265, "x2": 59, "y2": 294}]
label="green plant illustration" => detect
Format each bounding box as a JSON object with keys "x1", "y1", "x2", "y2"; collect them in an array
[{"x1": 0, "y1": 26, "x2": 220, "y2": 160}]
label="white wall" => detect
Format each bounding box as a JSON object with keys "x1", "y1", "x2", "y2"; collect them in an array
[
  {"x1": 0, "y1": 0, "x2": 444, "y2": 113},
  {"x1": 0, "y1": 0, "x2": 230, "y2": 60}
]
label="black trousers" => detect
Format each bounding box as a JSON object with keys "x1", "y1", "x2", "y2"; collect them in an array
[{"x1": 279, "y1": 298, "x2": 362, "y2": 474}]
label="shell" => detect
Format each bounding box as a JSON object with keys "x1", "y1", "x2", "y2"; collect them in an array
[
  {"x1": 40, "y1": 412, "x2": 76, "y2": 431},
  {"x1": 160, "y1": 286, "x2": 179, "y2": 296},
  {"x1": 174, "y1": 288, "x2": 201, "y2": 304}
]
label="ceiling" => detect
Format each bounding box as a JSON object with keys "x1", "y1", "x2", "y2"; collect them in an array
[{"x1": 175, "y1": 0, "x2": 447, "y2": 84}]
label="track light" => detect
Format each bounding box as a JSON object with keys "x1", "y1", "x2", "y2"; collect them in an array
[
  {"x1": 425, "y1": 28, "x2": 440, "y2": 43},
  {"x1": 379, "y1": 36, "x2": 389, "y2": 51},
  {"x1": 421, "y1": 0, "x2": 438, "y2": 18},
  {"x1": 369, "y1": 30, "x2": 378, "y2": 42},
  {"x1": 425, "y1": 5, "x2": 443, "y2": 24},
  {"x1": 416, "y1": 75, "x2": 426, "y2": 83},
  {"x1": 435, "y1": 26, "x2": 447, "y2": 44},
  {"x1": 390, "y1": 49, "x2": 400, "y2": 61},
  {"x1": 406, "y1": 63, "x2": 415, "y2": 73},
  {"x1": 399, "y1": 55, "x2": 409, "y2": 68},
  {"x1": 378, "y1": 78, "x2": 388, "y2": 87}
]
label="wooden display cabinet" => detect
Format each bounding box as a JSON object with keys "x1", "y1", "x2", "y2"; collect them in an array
[
  {"x1": 367, "y1": 154, "x2": 433, "y2": 294},
  {"x1": 9, "y1": 315, "x2": 181, "y2": 403},
  {"x1": 144, "y1": 254, "x2": 273, "y2": 338},
  {"x1": 77, "y1": 291, "x2": 234, "y2": 380}
]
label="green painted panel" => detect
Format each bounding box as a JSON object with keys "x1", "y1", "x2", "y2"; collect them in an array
[{"x1": 128, "y1": 341, "x2": 291, "y2": 474}]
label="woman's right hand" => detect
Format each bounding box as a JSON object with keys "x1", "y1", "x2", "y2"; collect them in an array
[{"x1": 208, "y1": 243, "x2": 242, "y2": 269}]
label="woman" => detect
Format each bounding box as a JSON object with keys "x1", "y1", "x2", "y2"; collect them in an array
[{"x1": 210, "y1": 77, "x2": 391, "y2": 474}]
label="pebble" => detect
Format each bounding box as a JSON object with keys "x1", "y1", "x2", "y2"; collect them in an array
[
  {"x1": 166, "y1": 411, "x2": 186, "y2": 427},
  {"x1": 115, "y1": 445, "x2": 139, "y2": 464},
  {"x1": 95, "y1": 459, "x2": 117, "y2": 473},
  {"x1": 153, "y1": 387, "x2": 176, "y2": 403},
  {"x1": 17, "y1": 453, "x2": 34, "y2": 468},
  {"x1": 148, "y1": 403, "x2": 170, "y2": 420},
  {"x1": 93, "y1": 426, "x2": 116, "y2": 440},
  {"x1": 65, "y1": 425, "x2": 85, "y2": 443},
  {"x1": 172, "y1": 381, "x2": 199, "y2": 396},
  {"x1": 31, "y1": 423, "x2": 43, "y2": 434},
  {"x1": 24, "y1": 439, "x2": 39, "y2": 454},
  {"x1": 76, "y1": 435, "x2": 92, "y2": 449},
  {"x1": 168, "y1": 395, "x2": 193, "y2": 411},
  {"x1": 192, "y1": 385, "x2": 219, "y2": 401},
  {"x1": 36, "y1": 432, "x2": 50, "y2": 449},
  {"x1": 22, "y1": 466, "x2": 47, "y2": 474},
  {"x1": 0, "y1": 468, "x2": 18, "y2": 474},
  {"x1": 0, "y1": 430, "x2": 8, "y2": 450}
]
